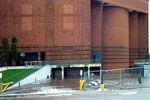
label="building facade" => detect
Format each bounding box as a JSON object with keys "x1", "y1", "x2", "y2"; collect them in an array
[{"x1": 0, "y1": 0, "x2": 148, "y2": 70}]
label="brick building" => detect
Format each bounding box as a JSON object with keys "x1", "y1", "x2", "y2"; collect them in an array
[{"x1": 0, "y1": 0, "x2": 148, "y2": 73}]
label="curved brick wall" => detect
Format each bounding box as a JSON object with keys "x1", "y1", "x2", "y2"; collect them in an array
[
  {"x1": 103, "y1": 6, "x2": 129, "y2": 69},
  {"x1": 103, "y1": 0, "x2": 148, "y2": 13}
]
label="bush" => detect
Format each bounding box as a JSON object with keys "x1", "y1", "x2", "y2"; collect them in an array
[
  {"x1": 11, "y1": 36, "x2": 17, "y2": 44},
  {"x1": 137, "y1": 74, "x2": 142, "y2": 84},
  {"x1": 0, "y1": 36, "x2": 18, "y2": 66}
]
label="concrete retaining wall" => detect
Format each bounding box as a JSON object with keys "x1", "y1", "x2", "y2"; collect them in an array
[
  {"x1": 0, "y1": 66, "x2": 28, "y2": 72},
  {"x1": 8, "y1": 65, "x2": 51, "y2": 89}
]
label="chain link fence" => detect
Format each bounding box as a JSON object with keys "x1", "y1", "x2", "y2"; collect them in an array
[{"x1": 83, "y1": 67, "x2": 150, "y2": 90}]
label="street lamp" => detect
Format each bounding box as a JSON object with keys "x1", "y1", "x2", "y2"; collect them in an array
[
  {"x1": 100, "y1": 0, "x2": 104, "y2": 87},
  {"x1": 92, "y1": 0, "x2": 104, "y2": 89}
]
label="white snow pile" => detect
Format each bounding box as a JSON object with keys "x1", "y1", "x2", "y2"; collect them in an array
[
  {"x1": 120, "y1": 92, "x2": 137, "y2": 95},
  {"x1": 31, "y1": 87, "x2": 76, "y2": 95}
]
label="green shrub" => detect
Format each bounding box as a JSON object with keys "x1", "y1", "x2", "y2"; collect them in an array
[
  {"x1": 137, "y1": 74, "x2": 142, "y2": 84},
  {"x1": 0, "y1": 36, "x2": 18, "y2": 66}
]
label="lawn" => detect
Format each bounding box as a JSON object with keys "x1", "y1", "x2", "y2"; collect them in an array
[{"x1": 0, "y1": 68, "x2": 39, "y2": 84}]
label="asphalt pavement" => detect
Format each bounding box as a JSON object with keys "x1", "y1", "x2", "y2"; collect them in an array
[
  {"x1": 0, "y1": 77, "x2": 150, "y2": 100},
  {"x1": 1, "y1": 88, "x2": 150, "y2": 100}
]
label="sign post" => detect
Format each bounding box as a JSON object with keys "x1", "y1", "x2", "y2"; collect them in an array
[
  {"x1": 79, "y1": 70, "x2": 84, "y2": 90},
  {"x1": 80, "y1": 70, "x2": 83, "y2": 80}
]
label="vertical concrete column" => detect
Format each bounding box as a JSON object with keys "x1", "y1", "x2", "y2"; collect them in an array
[
  {"x1": 38, "y1": 52, "x2": 41, "y2": 61},
  {"x1": 61, "y1": 67, "x2": 64, "y2": 80},
  {"x1": 88, "y1": 66, "x2": 90, "y2": 78}
]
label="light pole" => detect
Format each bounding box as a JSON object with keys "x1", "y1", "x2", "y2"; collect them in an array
[
  {"x1": 100, "y1": 0, "x2": 104, "y2": 87},
  {"x1": 148, "y1": 0, "x2": 150, "y2": 56}
]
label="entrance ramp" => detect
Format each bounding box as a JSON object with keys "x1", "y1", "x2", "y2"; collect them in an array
[{"x1": 6, "y1": 61, "x2": 51, "y2": 90}]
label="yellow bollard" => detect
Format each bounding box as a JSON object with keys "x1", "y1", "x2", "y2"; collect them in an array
[
  {"x1": 1, "y1": 82, "x2": 14, "y2": 93},
  {"x1": 1, "y1": 83, "x2": 2, "y2": 93},
  {"x1": 101, "y1": 84, "x2": 104, "y2": 90},
  {"x1": 80, "y1": 80, "x2": 84, "y2": 90}
]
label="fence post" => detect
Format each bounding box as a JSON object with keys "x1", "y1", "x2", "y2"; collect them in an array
[
  {"x1": 35, "y1": 78, "x2": 36, "y2": 84},
  {"x1": 120, "y1": 70, "x2": 122, "y2": 89},
  {"x1": 83, "y1": 72, "x2": 86, "y2": 90},
  {"x1": 18, "y1": 82, "x2": 20, "y2": 88},
  {"x1": 140, "y1": 68, "x2": 142, "y2": 76}
]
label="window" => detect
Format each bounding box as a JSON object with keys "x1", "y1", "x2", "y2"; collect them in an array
[
  {"x1": 63, "y1": 4, "x2": 73, "y2": 14},
  {"x1": 63, "y1": 4, "x2": 74, "y2": 30},
  {"x1": 63, "y1": 16, "x2": 73, "y2": 30},
  {"x1": 22, "y1": 5, "x2": 32, "y2": 14},
  {"x1": 22, "y1": 17, "x2": 32, "y2": 31}
]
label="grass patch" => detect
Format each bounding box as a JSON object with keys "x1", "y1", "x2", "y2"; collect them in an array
[{"x1": 0, "y1": 69, "x2": 39, "y2": 84}]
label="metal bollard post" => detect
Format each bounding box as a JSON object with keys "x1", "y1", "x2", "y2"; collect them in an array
[
  {"x1": 80, "y1": 80, "x2": 84, "y2": 90},
  {"x1": 80, "y1": 70, "x2": 83, "y2": 90},
  {"x1": 18, "y1": 82, "x2": 20, "y2": 88},
  {"x1": 35, "y1": 78, "x2": 36, "y2": 84},
  {"x1": 140, "y1": 68, "x2": 142, "y2": 76}
]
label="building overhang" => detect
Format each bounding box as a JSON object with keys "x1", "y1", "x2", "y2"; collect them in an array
[
  {"x1": 51, "y1": 64, "x2": 101, "y2": 68},
  {"x1": 92, "y1": 0, "x2": 148, "y2": 13}
]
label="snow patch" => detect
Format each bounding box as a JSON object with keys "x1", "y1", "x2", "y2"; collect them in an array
[
  {"x1": 120, "y1": 92, "x2": 137, "y2": 95},
  {"x1": 2, "y1": 88, "x2": 75, "y2": 97},
  {"x1": 27, "y1": 87, "x2": 77, "y2": 96}
]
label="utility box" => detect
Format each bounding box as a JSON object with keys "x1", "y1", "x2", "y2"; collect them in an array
[{"x1": 144, "y1": 65, "x2": 150, "y2": 77}]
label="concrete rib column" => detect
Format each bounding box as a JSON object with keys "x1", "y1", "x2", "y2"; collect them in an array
[
  {"x1": 88, "y1": 66, "x2": 90, "y2": 78},
  {"x1": 61, "y1": 67, "x2": 64, "y2": 80}
]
